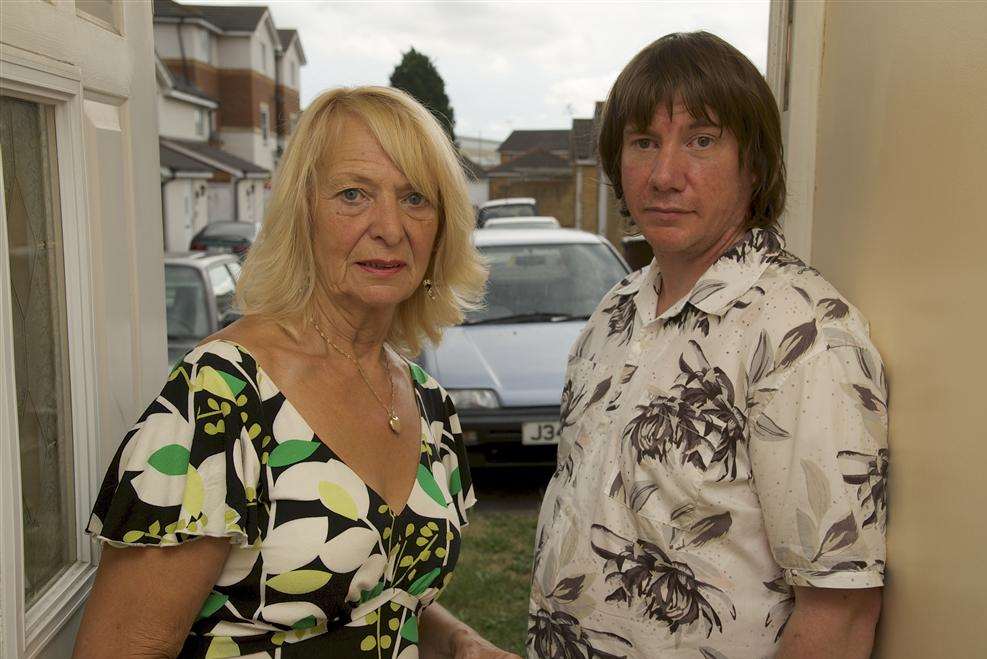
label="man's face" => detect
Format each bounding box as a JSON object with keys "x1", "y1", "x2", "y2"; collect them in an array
[{"x1": 620, "y1": 100, "x2": 754, "y2": 264}]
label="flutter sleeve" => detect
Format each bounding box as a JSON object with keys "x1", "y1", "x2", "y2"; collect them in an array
[{"x1": 86, "y1": 341, "x2": 264, "y2": 547}]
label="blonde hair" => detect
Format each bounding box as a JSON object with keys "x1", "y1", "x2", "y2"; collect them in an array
[{"x1": 235, "y1": 86, "x2": 487, "y2": 356}]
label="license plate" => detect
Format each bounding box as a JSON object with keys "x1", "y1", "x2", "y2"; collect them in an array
[{"x1": 522, "y1": 421, "x2": 561, "y2": 445}]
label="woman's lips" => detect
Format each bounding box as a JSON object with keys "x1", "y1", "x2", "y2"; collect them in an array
[{"x1": 356, "y1": 260, "x2": 407, "y2": 276}]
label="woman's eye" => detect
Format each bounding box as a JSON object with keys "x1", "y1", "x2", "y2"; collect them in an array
[
  {"x1": 340, "y1": 188, "x2": 364, "y2": 202},
  {"x1": 405, "y1": 192, "x2": 428, "y2": 207}
]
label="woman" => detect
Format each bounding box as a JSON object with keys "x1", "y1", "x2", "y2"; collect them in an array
[{"x1": 74, "y1": 87, "x2": 515, "y2": 658}]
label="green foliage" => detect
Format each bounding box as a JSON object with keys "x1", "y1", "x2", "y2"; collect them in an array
[
  {"x1": 441, "y1": 509, "x2": 539, "y2": 654},
  {"x1": 389, "y1": 48, "x2": 456, "y2": 141}
]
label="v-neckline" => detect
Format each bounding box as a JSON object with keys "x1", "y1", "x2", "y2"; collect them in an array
[{"x1": 214, "y1": 339, "x2": 428, "y2": 517}]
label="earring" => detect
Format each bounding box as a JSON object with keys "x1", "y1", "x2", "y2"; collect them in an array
[{"x1": 423, "y1": 278, "x2": 437, "y2": 301}]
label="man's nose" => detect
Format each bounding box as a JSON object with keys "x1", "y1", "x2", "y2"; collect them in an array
[
  {"x1": 368, "y1": 194, "x2": 403, "y2": 245},
  {"x1": 649, "y1": 145, "x2": 687, "y2": 192}
]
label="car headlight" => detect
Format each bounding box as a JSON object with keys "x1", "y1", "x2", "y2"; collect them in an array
[{"x1": 447, "y1": 389, "x2": 500, "y2": 410}]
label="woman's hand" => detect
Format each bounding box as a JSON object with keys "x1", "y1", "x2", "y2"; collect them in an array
[
  {"x1": 420, "y1": 604, "x2": 522, "y2": 659},
  {"x1": 450, "y1": 628, "x2": 523, "y2": 659}
]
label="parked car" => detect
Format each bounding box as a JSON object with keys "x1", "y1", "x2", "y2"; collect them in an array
[
  {"x1": 164, "y1": 252, "x2": 243, "y2": 363},
  {"x1": 481, "y1": 215, "x2": 560, "y2": 230},
  {"x1": 476, "y1": 197, "x2": 538, "y2": 226},
  {"x1": 189, "y1": 220, "x2": 260, "y2": 256},
  {"x1": 418, "y1": 228, "x2": 630, "y2": 466}
]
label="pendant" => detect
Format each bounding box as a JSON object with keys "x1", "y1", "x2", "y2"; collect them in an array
[{"x1": 388, "y1": 414, "x2": 401, "y2": 435}]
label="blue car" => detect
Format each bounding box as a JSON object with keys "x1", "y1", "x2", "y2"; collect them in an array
[{"x1": 418, "y1": 228, "x2": 631, "y2": 466}]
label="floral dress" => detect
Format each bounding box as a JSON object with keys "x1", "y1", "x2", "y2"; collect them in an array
[{"x1": 86, "y1": 340, "x2": 475, "y2": 658}]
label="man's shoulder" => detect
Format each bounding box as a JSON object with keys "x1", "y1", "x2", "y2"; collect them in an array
[{"x1": 743, "y1": 254, "x2": 876, "y2": 367}]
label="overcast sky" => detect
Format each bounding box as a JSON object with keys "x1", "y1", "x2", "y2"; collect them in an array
[{"x1": 188, "y1": 1, "x2": 770, "y2": 141}]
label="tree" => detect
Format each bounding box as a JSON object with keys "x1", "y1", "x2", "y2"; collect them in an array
[{"x1": 389, "y1": 48, "x2": 456, "y2": 141}]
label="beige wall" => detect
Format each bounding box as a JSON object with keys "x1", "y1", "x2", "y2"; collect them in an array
[{"x1": 808, "y1": 2, "x2": 987, "y2": 656}]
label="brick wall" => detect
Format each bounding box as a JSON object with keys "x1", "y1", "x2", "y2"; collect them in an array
[
  {"x1": 275, "y1": 85, "x2": 300, "y2": 136},
  {"x1": 488, "y1": 176, "x2": 575, "y2": 227},
  {"x1": 216, "y1": 69, "x2": 276, "y2": 129},
  {"x1": 163, "y1": 59, "x2": 219, "y2": 98}
]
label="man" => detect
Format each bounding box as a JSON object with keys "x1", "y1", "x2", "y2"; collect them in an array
[{"x1": 528, "y1": 32, "x2": 887, "y2": 658}]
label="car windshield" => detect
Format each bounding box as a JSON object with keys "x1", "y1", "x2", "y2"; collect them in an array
[
  {"x1": 165, "y1": 265, "x2": 209, "y2": 340},
  {"x1": 465, "y1": 242, "x2": 628, "y2": 324},
  {"x1": 479, "y1": 204, "x2": 537, "y2": 221}
]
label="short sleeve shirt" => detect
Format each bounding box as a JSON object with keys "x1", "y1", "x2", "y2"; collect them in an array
[
  {"x1": 86, "y1": 340, "x2": 476, "y2": 658},
  {"x1": 527, "y1": 229, "x2": 888, "y2": 659}
]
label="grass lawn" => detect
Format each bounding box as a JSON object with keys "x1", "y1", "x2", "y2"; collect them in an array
[{"x1": 440, "y1": 508, "x2": 539, "y2": 655}]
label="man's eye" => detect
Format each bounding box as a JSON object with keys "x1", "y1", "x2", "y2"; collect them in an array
[
  {"x1": 632, "y1": 138, "x2": 654, "y2": 149},
  {"x1": 340, "y1": 188, "x2": 364, "y2": 202},
  {"x1": 692, "y1": 135, "x2": 716, "y2": 149}
]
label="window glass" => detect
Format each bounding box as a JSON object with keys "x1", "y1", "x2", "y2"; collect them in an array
[
  {"x1": 199, "y1": 28, "x2": 210, "y2": 64},
  {"x1": 208, "y1": 262, "x2": 236, "y2": 316},
  {"x1": 260, "y1": 105, "x2": 270, "y2": 142},
  {"x1": 0, "y1": 97, "x2": 77, "y2": 606},
  {"x1": 466, "y1": 243, "x2": 627, "y2": 323},
  {"x1": 164, "y1": 265, "x2": 209, "y2": 339},
  {"x1": 194, "y1": 109, "x2": 205, "y2": 137}
]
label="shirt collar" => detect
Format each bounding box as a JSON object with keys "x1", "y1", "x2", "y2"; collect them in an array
[{"x1": 616, "y1": 227, "x2": 785, "y2": 325}]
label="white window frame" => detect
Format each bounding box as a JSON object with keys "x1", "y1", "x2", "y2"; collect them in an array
[
  {"x1": 260, "y1": 41, "x2": 268, "y2": 76},
  {"x1": 0, "y1": 44, "x2": 102, "y2": 659},
  {"x1": 766, "y1": 0, "x2": 826, "y2": 263}
]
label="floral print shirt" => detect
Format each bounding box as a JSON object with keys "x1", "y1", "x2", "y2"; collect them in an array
[
  {"x1": 86, "y1": 340, "x2": 475, "y2": 658},
  {"x1": 528, "y1": 229, "x2": 888, "y2": 658}
]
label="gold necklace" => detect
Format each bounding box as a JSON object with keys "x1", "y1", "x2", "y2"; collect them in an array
[{"x1": 312, "y1": 322, "x2": 401, "y2": 435}]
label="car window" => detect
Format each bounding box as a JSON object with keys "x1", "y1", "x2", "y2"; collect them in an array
[
  {"x1": 208, "y1": 263, "x2": 237, "y2": 316},
  {"x1": 466, "y1": 243, "x2": 628, "y2": 323},
  {"x1": 165, "y1": 265, "x2": 209, "y2": 339}
]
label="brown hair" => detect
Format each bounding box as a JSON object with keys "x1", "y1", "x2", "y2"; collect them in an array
[{"x1": 598, "y1": 31, "x2": 785, "y2": 230}]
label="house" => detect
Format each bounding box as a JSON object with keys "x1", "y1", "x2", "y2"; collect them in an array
[
  {"x1": 496, "y1": 128, "x2": 571, "y2": 164},
  {"x1": 487, "y1": 149, "x2": 575, "y2": 224},
  {"x1": 487, "y1": 118, "x2": 626, "y2": 248},
  {"x1": 276, "y1": 29, "x2": 307, "y2": 160},
  {"x1": 1, "y1": 1, "x2": 166, "y2": 655},
  {"x1": 152, "y1": 0, "x2": 305, "y2": 249}
]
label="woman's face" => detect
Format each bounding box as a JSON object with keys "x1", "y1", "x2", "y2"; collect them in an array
[{"x1": 312, "y1": 115, "x2": 439, "y2": 316}]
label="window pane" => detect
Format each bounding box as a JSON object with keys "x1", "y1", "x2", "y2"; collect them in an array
[{"x1": 0, "y1": 96, "x2": 77, "y2": 606}]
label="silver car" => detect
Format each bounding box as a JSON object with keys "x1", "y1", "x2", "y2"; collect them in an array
[
  {"x1": 417, "y1": 228, "x2": 631, "y2": 466},
  {"x1": 164, "y1": 252, "x2": 242, "y2": 364}
]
